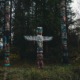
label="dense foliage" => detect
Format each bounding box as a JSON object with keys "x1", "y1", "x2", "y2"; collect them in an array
[
  {"x1": 1, "y1": 0, "x2": 79, "y2": 63},
  {"x1": 13, "y1": 0, "x2": 62, "y2": 61}
]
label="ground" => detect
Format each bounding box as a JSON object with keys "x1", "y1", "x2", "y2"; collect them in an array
[{"x1": 0, "y1": 61, "x2": 80, "y2": 80}]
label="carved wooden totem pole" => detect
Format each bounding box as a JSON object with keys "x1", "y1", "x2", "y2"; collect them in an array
[
  {"x1": 24, "y1": 27, "x2": 53, "y2": 68},
  {"x1": 61, "y1": 0, "x2": 68, "y2": 63}
]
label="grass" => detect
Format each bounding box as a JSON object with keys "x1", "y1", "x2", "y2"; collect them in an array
[{"x1": 0, "y1": 63, "x2": 80, "y2": 80}]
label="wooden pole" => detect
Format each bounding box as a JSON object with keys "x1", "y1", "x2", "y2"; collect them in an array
[
  {"x1": 61, "y1": 0, "x2": 69, "y2": 63},
  {"x1": 3, "y1": 0, "x2": 12, "y2": 79}
]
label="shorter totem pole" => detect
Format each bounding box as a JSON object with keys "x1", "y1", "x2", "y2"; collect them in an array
[
  {"x1": 61, "y1": 0, "x2": 68, "y2": 63},
  {"x1": 4, "y1": 0, "x2": 11, "y2": 67},
  {"x1": 2, "y1": 1, "x2": 12, "y2": 80},
  {"x1": 24, "y1": 27, "x2": 53, "y2": 69}
]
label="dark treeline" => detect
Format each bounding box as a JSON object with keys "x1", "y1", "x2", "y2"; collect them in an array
[
  {"x1": 1, "y1": 0, "x2": 79, "y2": 64},
  {"x1": 13, "y1": 0, "x2": 78, "y2": 63},
  {"x1": 13, "y1": 0, "x2": 63, "y2": 63}
]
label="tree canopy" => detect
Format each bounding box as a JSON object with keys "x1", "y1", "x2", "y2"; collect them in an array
[{"x1": 0, "y1": 0, "x2": 75, "y2": 63}]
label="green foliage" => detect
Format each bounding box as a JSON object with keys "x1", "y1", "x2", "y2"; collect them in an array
[
  {"x1": 13, "y1": 0, "x2": 63, "y2": 60},
  {"x1": 0, "y1": 0, "x2": 74, "y2": 62}
]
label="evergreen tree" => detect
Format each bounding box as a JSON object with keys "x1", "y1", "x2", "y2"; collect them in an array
[{"x1": 13, "y1": 0, "x2": 73, "y2": 62}]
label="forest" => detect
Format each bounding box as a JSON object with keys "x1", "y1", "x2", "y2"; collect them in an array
[
  {"x1": 10, "y1": 0, "x2": 80, "y2": 63},
  {"x1": 0, "y1": 0, "x2": 80, "y2": 80}
]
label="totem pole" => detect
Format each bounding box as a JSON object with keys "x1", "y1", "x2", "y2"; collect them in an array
[
  {"x1": 61, "y1": 0, "x2": 68, "y2": 63},
  {"x1": 0, "y1": 0, "x2": 12, "y2": 80},
  {"x1": 24, "y1": 27, "x2": 53, "y2": 68},
  {"x1": 4, "y1": 0, "x2": 12, "y2": 67}
]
